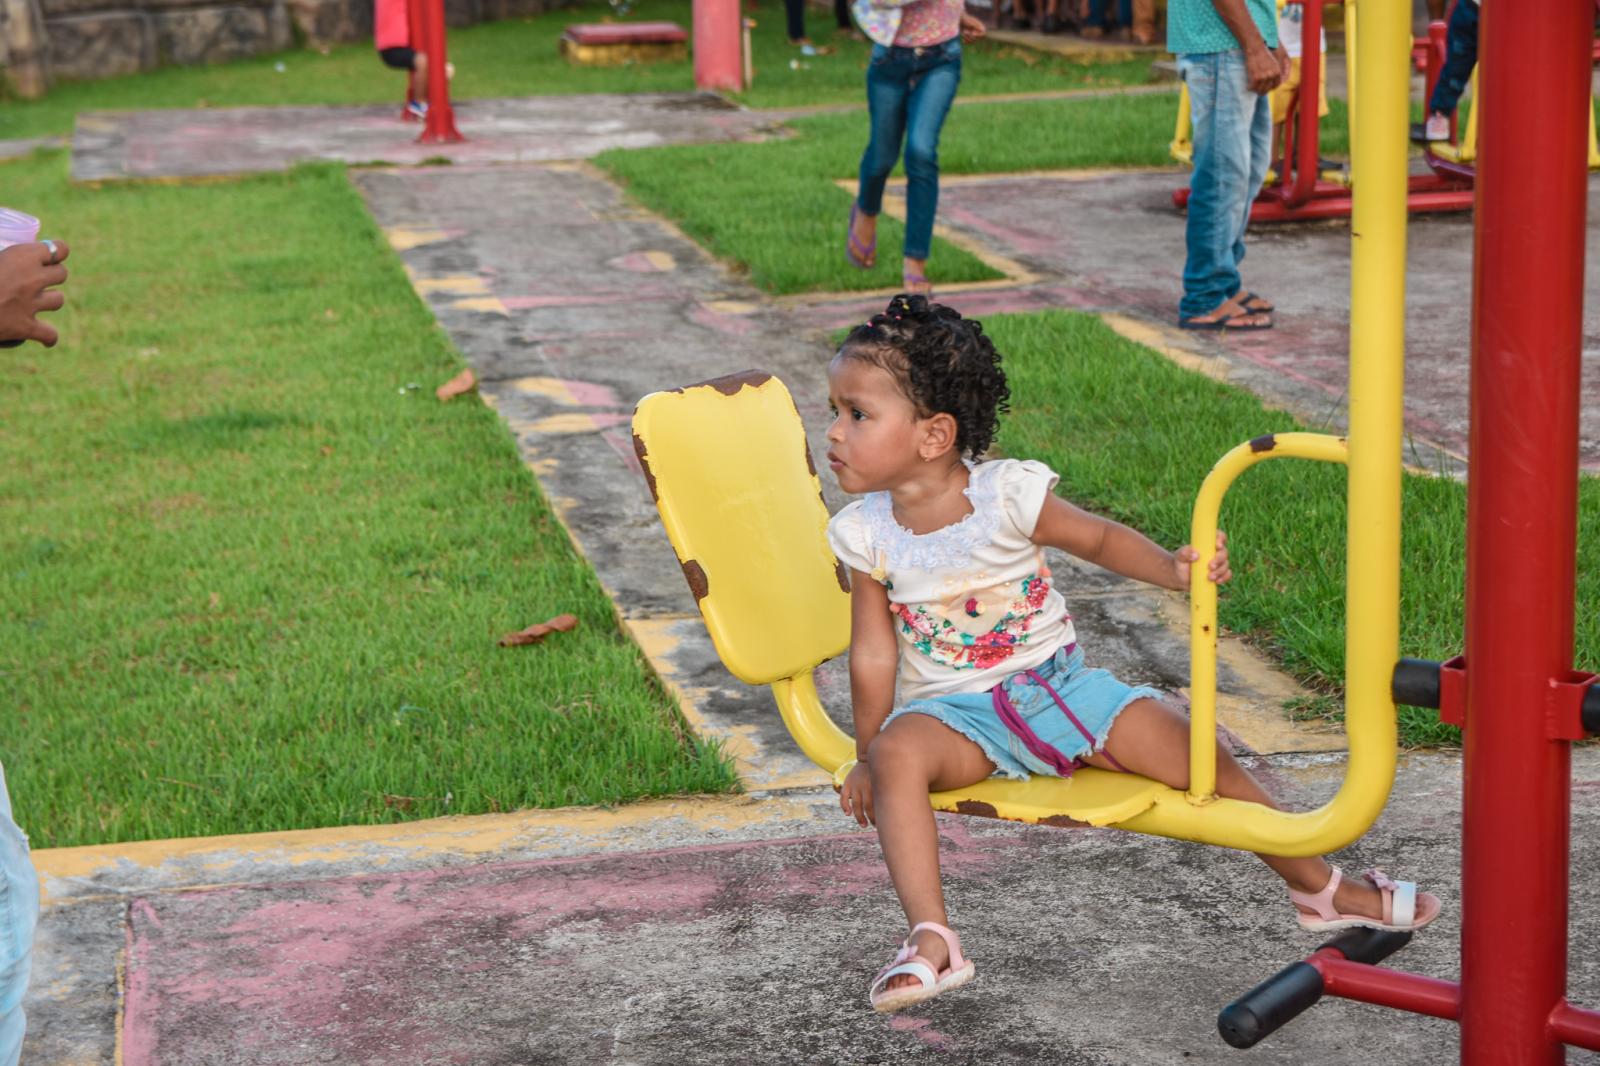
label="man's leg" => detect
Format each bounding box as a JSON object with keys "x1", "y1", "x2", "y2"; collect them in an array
[
  {"x1": 0, "y1": 762, "x2": 38, "y2": 1066},
  {"x1": 1230, "y1": 89, "x2": 1274, "y2": 279},
  {"x1": 1180, "y1": 50, "x2": 1262, "y2": 323}
]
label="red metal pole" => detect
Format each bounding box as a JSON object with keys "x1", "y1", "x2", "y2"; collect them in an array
[
  {"x1": 417, "y1": 0, "x2": 463, "y2": 144},
  {"x1": 1311, "y1": 956, "x2": 1461, "y2": 1021},
  {"x1": 1460, "y1": 0, "x2": 1590, "y2": 1061},
  {"x1": 1283, "y1": 0, "x2": 1321, "y2": 208},
  {"x1": 693, "y1": 0, "x2": 744, "y2": 92}
]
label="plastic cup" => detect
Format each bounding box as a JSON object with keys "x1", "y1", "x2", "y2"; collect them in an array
[
  {"x1": 0, "y1": 208, "x2": 40, "y2": 249},
  {"x1": 0, "y1": 209, "x2": 43, "y2": 347}
]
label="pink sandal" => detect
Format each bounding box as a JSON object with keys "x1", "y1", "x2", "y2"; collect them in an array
[
  {"x1": 868, "y1": 921, "x2": 976, "y2": 1013},
  {"x1": 1289, "y1": 866, "x2": 1443, "y2": 933},
  {"x1": 846, "y1": 203, "x2": 876, "y2": 270},
  {"x1": 902, "y1": 268, "x2": 932, "y2": 297}
]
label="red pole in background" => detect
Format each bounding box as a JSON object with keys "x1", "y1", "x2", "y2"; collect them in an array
[
  {"x1": 417, "y1": 0, "x2": 464, "y2": 143},
  {"x1": 1283, "y1": 0, "x2": 1322, "y2": 208},
  {"x1": 1459, "y1": 0, "x2": 1590, "y2": 1061},
  {"x1": 693, "y1": 0, "x2": 744, "y2": 92}
]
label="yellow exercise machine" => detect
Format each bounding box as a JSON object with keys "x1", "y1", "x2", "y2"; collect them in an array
[{"x1": 634, "y1": 0, "x2": 1410, "y2": 859}]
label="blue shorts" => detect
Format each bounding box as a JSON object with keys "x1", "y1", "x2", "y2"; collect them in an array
[{"x1": 886, "y1": 644, "x2": 1163, "y2": 780}]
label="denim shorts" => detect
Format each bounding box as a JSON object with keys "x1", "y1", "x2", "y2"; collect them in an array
[
  {"x1": 886, "y1": 643, "x2": 1163, "y2": 780},
  {"x1": 0, "y1": 761, "x2": 38, "y2": 1066}
]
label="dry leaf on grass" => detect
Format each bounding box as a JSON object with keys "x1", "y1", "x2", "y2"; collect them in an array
[
  {"x1": 436, "y1": 368, "x2": 477, "y2": 401},
  {"x1": 498, "y1": 613, "x2": 579, "y2": 647}
]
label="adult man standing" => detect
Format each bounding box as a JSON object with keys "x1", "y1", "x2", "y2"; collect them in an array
[
  {"x1": 0, "y1": 235, "x2": 69, "y2": 1066},
  {"x1": 1171, "y1": 0, "x2": 1287, "y2": 330}
]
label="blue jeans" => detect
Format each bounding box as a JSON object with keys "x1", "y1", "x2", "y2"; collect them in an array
[
  {"x1": 1427, "y1": 0, "x2": 1479, "y2": 116},
  {"x1": 857, "y1": 38, "x2": 963, "y2": 262},
  {"x1": 0, "y1": 762, "x2": 36, "y2": 1066},
  {"x1": 1178, "y1": 50, "x2": 1272, "y2": 320}
]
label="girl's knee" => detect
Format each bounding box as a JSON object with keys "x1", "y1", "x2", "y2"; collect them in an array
[{"x1": 866, "y1": 725, "x2": 930, "y2": 782}]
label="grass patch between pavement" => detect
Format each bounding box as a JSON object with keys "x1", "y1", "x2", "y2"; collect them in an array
[
  {"x1": 988, "y1": 309, "x2": 1600, "y2": 747},
  {"x1": 0, "y1": 150, "x2": 737, "y2": 848},
  {"x1": 0, "y1": 0, "x2": 1157, "y2": 141},
  {"x1": 598, "y1": 90, "x2": 1191, "y2": 294}
]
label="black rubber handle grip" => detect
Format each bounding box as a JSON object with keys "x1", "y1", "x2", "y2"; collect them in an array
[
  {"x1": 1218, "y1": 962, "x2": 1325, "y2": 1049},
  {"x1": 1218, "y1": 929, "x2": 1412, "y2": 1049},
  {"x1": 1391, "y1": 658, "x2": 1442, "y2": 709},
  {"x1": 1393, "y1": 657, "x2": 1600, "y2": 736}
]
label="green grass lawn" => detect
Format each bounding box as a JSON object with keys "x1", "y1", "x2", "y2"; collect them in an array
[
  {"x1": 599, "y1": 90, "x2": 1186, "y2": 293},
  {"x1": 0, "y1": 149, "x2": 737, "y2": 847},
  {"x1": 0, "y1": 0, "x2": 1157, "y2": 141},
  {"x1": 989, "y1": 310, "x2": 1600, "y2": 747}
]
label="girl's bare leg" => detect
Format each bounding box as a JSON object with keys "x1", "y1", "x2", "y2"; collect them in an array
[
  {"x1": 867, "y1": 713, "x2": 996, "y2": 991},
  {"x1": 1080, "y1": 698, "x2": 1390, "y2": 919}
]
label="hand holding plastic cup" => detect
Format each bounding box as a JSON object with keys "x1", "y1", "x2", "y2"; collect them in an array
[{"x1": 0, "y1": 208, "x2": 47, "y2": 348}]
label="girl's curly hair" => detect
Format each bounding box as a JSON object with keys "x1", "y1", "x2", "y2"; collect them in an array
[{"x1": 837, "y1": 294, "x2": 1011, "y2": 458}]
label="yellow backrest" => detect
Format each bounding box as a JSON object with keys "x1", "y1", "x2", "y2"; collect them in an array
[{"x1": 632, "y1": 371, "x2": 851, "y2": 685}]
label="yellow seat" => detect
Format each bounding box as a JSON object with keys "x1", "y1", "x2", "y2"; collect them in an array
[{"x1": 633, "y1": 372, "x2": 1395, "y2": 856}]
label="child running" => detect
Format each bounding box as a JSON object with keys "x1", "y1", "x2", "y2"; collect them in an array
[{"x1": 824, "y1": 294, "x2": 1442, "y2": 1014}]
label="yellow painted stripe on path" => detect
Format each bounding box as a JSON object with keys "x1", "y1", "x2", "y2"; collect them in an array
[{"x1": 32, "y1": 794, "x2": 825, "y2": 903}]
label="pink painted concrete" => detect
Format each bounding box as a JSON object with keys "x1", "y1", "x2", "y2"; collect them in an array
[{"x1": 119, "y1": 821, "x2": 1028, "y2": 1065}]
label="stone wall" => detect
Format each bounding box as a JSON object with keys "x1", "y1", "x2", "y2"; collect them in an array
[{"x1": 0, "y1": 0, "x2": 574, "y2": 99}]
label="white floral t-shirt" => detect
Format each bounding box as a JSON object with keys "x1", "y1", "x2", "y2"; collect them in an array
[{"x1": 826, "y1": 459, "x2": 1075, "y2": 702}]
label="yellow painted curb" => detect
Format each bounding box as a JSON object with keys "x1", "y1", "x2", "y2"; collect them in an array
[{"x1": 31, "y1": 793, "x2": 829, "y2": 904}]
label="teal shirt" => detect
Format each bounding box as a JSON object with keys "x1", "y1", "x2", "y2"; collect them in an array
[{"x1": 1167, "y1": 0, "x2": 1279, "y2": 56}]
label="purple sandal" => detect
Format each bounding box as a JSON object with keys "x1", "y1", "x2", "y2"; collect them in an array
[
  {"x1": 847, "y1": 203, "x2": 876, "y2": 270},
  {"x1": 902, "y1": 267, "x2": 932, "y2": 296}
]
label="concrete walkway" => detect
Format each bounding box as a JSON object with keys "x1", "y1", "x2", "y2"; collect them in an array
[{"x1": 20, "y1": 86, "x2": 1600, "y2": 1064}]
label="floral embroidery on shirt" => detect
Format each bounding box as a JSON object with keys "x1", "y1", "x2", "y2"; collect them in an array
[{"x1": 892, "y1": 573, "x2": 1054, "y2": 671}]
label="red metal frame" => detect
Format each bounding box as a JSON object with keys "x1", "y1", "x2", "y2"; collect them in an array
[
  {"x1": 1172, "y1": 0, "x2": 1473, "y2": 222},
  {"x1": 1243, "y1": 1, "x2": 1600, "y2": 1061},
  {"x1": 1456, "y1": 0, "x2": 1590, "y2": 1056},
  {"x1": 414, "y1": 0, "x2": 464, "y2": 144}
]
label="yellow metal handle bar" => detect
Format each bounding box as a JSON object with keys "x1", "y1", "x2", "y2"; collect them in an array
[
  {"x1": 771, "y1": 672, "x2": 855, "y2": 778},
  {"x1": 1187, "y1": 431, "x2": 1349, "y2": 802}
]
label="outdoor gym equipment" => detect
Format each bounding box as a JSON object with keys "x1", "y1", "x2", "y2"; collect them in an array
[
  {"x1": 635, "y1": 0, "x2": 1600, "y2": 1056},
  {"x1": 1415, "y1": 14, "x2": 1600, "y2": 185},
  {"x1": 403, "y1": 0, "x2": 463, "y2": 143},
  {"x1": 637, "y1": 0, "x2": 1414, "y2": 868},
  {"x1": 1219, "y1": 0, "x2": 1600, "y2": 1060},
  {"x1": 1169, "y1": 0, "x2": 1473, "y2": 221}
]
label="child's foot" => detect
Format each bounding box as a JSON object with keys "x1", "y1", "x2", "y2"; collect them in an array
[
  {"x1": 869, "y1": 922, "x2": 976, "y2": 1012},
  {"x1": 1290, "y1": 866, "x2": 1443, "y2": 933},
  {"x1": 880, "y1": 927, "x2": 948, "y2": 993}
]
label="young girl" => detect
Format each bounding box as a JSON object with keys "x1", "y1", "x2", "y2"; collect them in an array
[
  {"x1": 845, "y1": 0, "x2": 987, "y2": 295},
  {"x1": 824, "y1": 294, "x2": 1442, "y2": 1014}
]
